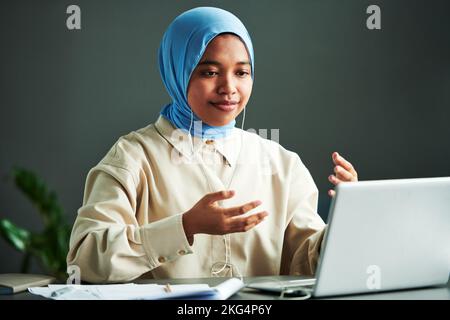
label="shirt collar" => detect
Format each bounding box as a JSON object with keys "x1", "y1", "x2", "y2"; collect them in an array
[{"x1": 154, "y1": 115, "x2": 241, "y2": 167}]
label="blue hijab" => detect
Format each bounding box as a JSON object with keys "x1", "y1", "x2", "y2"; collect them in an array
[{"x1": 158, "y1": 7, "x2": 255, "y2": 139}]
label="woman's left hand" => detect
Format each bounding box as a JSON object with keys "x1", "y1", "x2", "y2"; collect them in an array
[{"x1": 328, "y1": 152, "x2": 358, "y2": 197}]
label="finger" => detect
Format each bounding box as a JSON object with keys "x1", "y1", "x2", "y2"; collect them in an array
[
  {"x1": 204, "y1": 190, "x2": 235, "y2": 205},
  {"x1": 245, "y1": 211, "x2": 267, "y2": 225},
  {"x1": 336, "y1": 153, "x2": 357, "y2": 177},
  {"x1": 328, "y1": 174, "x2": 342, "y2": 186},
  {"x1": 228, "y1": 211, "x2": 268, "y2": 231},
  {"x1": 243, "y1": 213, "x2": 268, "y2": 231},
  {"x1": 334, "y1": 165, "x2": 354, "y2": 181},
  {"x1": 232, "y1": 211, "x2": 268, "y2": 226},
  {"x1": 332, "y1": 152, "x2": 357, "y2": 176},
  {"x1": 328, "y1": 189, "x2": 336, "y2": 197},
  {"x1": 244, "y1": 221, "x2": 259, "y2": 232},
  {"x1": 224, "y1": 200, "x2": 262, "y2": 217}
]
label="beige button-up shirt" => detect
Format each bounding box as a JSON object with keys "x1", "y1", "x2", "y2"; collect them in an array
[{"x1": 67, "y1": 115, "x2": 326, "y2": 283}]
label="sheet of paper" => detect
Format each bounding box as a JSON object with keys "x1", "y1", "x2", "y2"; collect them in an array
[
  {"x1": 28, "y1": 278, "x2": 244, "y2": 300},
  {"x1": 213, "y1": 277, "x2": 245, "y2": 300}
]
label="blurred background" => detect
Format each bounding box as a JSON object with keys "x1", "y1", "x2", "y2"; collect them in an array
[{"x1": 1, "y1": 0, "x2": 449, "y2": 275}]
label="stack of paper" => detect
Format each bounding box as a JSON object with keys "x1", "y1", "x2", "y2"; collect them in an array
[{"x1": 28, "y1": 278, "x2": 244, "y2": 300}]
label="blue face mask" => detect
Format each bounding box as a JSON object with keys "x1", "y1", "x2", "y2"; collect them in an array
[{"x1": 158, "y1": 7, "x2": 255, "y2": 139}]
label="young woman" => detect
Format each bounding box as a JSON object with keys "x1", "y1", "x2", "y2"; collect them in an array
[{"x1": 67, "y1": 7, "x2": 358, "y2": 283}]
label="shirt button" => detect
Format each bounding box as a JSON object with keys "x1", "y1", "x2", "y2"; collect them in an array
[
  {"x1": 158, "y1": 256, "x2": 166, "y2": 263},
  {"x1": 205, "y1": 140, "x2": 214, "y2": 145},
  {"x1": 178, "y1": 250, "x2": 186, "y2": 255}
]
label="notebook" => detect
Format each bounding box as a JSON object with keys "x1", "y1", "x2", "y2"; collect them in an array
[{"x1": 0, "y1": 273, "x2": 56, "y2": 294}]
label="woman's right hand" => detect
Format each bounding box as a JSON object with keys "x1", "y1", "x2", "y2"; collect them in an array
[{"x1": 182, "y1": 190, "x2": 268, "y2": 245}]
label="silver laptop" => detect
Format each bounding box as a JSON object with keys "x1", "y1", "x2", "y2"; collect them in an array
[{"x1": 248, "y1": 177, "x2": 450, "y2": 297}]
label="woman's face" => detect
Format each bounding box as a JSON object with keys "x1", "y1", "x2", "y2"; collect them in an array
[{"x1": 187, "y1": 34, "x2": 253, "y2": 127}]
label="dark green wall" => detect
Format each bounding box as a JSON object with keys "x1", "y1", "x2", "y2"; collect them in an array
[{"x1": 1, "y1": 0, "x2": 449, "y2": 273}]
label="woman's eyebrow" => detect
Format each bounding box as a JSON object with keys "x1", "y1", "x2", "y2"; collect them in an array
[{"x1": 197, "y1": 60, "x2": 251, "y2": 66}]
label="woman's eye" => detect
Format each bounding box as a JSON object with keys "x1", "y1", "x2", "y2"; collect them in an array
[
  {"x1": 202, "y1": 71, "x2": 218, "y2": 77},
  {"x1": 200, "y1": 70, "x2": 250, "y2": 78},
  {"x1": 236, "y1": 71, "x2": 250, "y2": 77}
]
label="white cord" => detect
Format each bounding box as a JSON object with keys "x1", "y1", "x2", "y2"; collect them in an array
[
  {"x1": 211, "y1": 236, "x2": 230, "y2": 276},
  {"x1": 227, "y1": 107, "x2": 245, "y2": 280},
  {"x1": 188, "y1": 107, "x2": 246, "y2": 280},
  {"x1": 188, "y1": 109, "x2": 195, "y2": 156},
  {"x1": 241, "y1": 105, "x2": 246, "y2": 131}
]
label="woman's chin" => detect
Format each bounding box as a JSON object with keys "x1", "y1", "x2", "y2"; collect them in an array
[
  {"x1": 201, "y1": 114, "x2": 237, "y2": 127},
  {"x1": 205, "y1": 118, "x2": 234, "y2": 127},
  {"x1": 213, "y1": 111, "x2": 244, "y2": 126}
]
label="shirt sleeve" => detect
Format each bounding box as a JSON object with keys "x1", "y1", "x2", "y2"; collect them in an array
[
  {"x1": 66, "y1": 164, "x2": 192, "y2": 283},
  {"x1": 279, "y1": 154, "x2": 327, "y2": 276}
]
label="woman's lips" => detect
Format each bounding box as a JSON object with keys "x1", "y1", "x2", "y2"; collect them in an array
[{"x1": 210, "y1": 101, "x2": 239, "y2": 112}]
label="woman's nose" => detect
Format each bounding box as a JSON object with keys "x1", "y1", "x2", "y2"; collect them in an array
[{"x1": 217, "y1": 75, "x2": 237, "y2": 96}]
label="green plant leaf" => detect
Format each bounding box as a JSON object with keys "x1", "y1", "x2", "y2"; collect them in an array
[
  {"x1": 12, "y1": 167, "x2": 65, "y2": 227},
  {"x1": 2, "y1": 167, "x2": 72, "y2": 280},
  {"x1": 0, "y1": 219, "x2": 30, "y2": 252}
]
